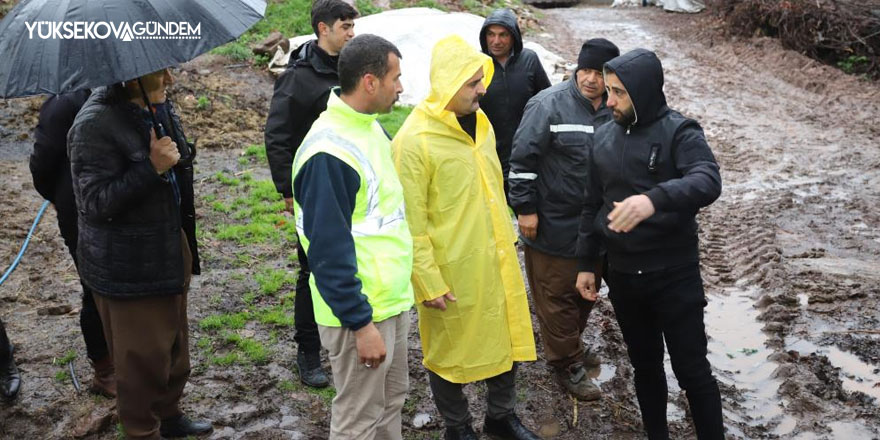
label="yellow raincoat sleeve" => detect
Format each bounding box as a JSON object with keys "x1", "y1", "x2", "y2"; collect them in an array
[{"x1": 392, "y1": 136, "x2": 449, "y2": 303}]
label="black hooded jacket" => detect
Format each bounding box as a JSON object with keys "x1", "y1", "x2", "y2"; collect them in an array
[
  {"x1": 265, "y1": 40, "x2": 339, "y2": 198},
  {"x1": 30, "y1": 90, "x2": 91, "y2": 256},
  {"x1": 479, "y1": 9, "x2": 551, "y2": 183},
  {"x1": 577, "y1": 49, "x2": 721, "y2": 274}
]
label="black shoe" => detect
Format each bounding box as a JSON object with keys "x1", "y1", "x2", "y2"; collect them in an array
[
  {"x1": 483, "y1": 414, "x2": 540, "y2": 440},
  {"x1": 296, "y1": 349, "x2": 330, "y2": 388},
  {"x1": 1, "y1": 344, "x2": 21, "y2": 401},
  {"x1": 445, "y1": 424, "x2": 478, "y2": 440},
  {"x1": 159, "y1": 415, "x2": 213, "y2": 438}
]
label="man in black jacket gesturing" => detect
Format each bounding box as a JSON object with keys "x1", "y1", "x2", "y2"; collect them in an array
[
  {"x1": 69, "y1": 68, "x2": 210, "y2": 440},
  {"x1": 264, "y1": 0, "x2": 358, "y2": 388},
  {"x1": 478, "y1": 8, "x2": 551, "y2": 201},
  {"x1": 576, "y1": 49, "x2": 724, "y2": 439}
]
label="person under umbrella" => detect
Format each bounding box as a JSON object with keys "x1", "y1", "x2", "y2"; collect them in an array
[{"x1": 0, "y1": 1, "x2": 265, "y2": 437}]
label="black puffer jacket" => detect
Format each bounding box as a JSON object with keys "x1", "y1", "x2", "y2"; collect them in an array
[
  {"x1": 265, "y1": 40, "x2": 339, "y2": 198},
  {"x1": 68, "y1": 86, "x2": 200, "y2": 298},
  {"x1": 479, "y1": 9, "x2": 551, "y2": 188},
  {"x1": 578, "y1": 49, "x2": 721, "y2": 274},
  {"x1": 509, "y1": 76, "x2": 612, "y2": 258},
  {"x1": 30, "y1": 90, "x2": 90, "y2": 255}
]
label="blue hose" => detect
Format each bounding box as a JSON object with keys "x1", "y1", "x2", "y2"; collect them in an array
[{"x1": 0, "y1": 200, "x2": 50, "y2": 287}]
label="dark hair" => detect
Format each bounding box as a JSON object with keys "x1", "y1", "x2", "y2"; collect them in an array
[
  {"x1": 311, "y1": 0, "x2": 358, "y2": 37},
  {"x1": 338, "y1": 34, "x2": 402, "y2": 94}
]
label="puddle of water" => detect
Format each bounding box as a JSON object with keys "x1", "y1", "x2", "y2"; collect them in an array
[
  {"x1": 785, "y1": 337, "x2": 880, "y2": 402},
  {"x1": 588, "y1": 363, "x2": 616, "y2": 385},
  {"x1": 705, "y1": 287, "x2": 797, "y2": 434}
]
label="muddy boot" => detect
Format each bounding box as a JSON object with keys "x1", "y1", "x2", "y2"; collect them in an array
[
  {"x1": 483, "y1": 414, "x2": 540, "y2": 440},
  {"x1": 1, "y1": 343, "x2": 21, "y2": 401},
  {"x1": 296, "y1": 348, "x2": 329, "y2": 388},
  {"x1": 89, "y1": 356, "x2": 116, "y2": 398},
  {"x1": 444, "y1": 424, "x2": 478, "y2": 440},
  {"x1": 555, "y1": 363, "x2": 601, "y2": 401},
  {"x1": 582, "y1": 348, "x2": 601, "y2": 368}
]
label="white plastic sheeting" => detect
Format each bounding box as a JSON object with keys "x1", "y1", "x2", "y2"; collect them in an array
[
  {"x1": 611, "y1": 0, "x2": 705, "y2": 13},
  {"x1": 268, "y1": 8, "x2": 566, "y2": 106}
]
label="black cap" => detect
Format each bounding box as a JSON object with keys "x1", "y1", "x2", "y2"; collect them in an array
[{"x1": 577, "y1": 38, "x2": 620, "y2": 72}]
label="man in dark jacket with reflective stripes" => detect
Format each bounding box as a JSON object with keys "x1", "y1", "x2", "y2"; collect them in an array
[
  {"x1": 264, "y1": 0, "x2": 357, "y2": 388},
  {"x1": 479, "y1": 8, "x2": 551, "y2": 200},
  {"x1": 508, "y1": 38, "x2": 618, "y2": 401},
  {"x1": 576, "y1": 49, "x2": 723, "y2": 439},
  {"x1": 69, "y1": 69, "x2": 210, "y2": 440}
]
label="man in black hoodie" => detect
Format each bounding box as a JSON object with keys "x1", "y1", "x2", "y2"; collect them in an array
[
  {"x1": 576, "y1": 49, "x2": 724, "y2": 439},
  {"x1": 479, "y1": 8, "x2": 551, "y2": 200},
  {"x1": 264, "y1": 0, "x2": 358, "y2": 388}
]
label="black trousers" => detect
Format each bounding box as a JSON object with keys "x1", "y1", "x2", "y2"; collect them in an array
[
  {"x1": 427, "y1": 365, "x2": 518, "y2": 429},
  {"x1": 0, "y1": 319, "x2": 10, "y2": 363},
  {"x1": 58, "y1": 211, "x2": 109, "y2": 362},
  {"x1": 294, "y1": 241, "x2": 321, "y2": 354},
  {"x1": 606, "y1": 263, "x2": 723, "y2": 440}
]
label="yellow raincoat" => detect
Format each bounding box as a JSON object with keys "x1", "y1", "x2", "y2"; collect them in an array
[{"x1": 392, "y1": 35, "x2": 536, "y2": 384}]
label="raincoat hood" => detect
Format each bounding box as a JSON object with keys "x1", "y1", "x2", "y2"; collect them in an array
[
  {"x1": 479, "y1": 9, "x2": 524, "y2": 58},
  {"x1": 604, "y1": 48, "x2": 667, "y2": 127},
  {"x1": 424, "y1": 35, "x2": 494, "y2": 118}
]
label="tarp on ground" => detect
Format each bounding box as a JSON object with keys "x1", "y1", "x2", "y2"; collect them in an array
[
  {"x1": 268, "y1": 8, "x2": 567, "y2": 106},
  {"x1": 612, "y1": 0, "x2": 705, "y2": 13}
]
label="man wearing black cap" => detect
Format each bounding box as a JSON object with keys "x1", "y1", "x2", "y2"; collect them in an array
[
  {"x1": 479, "y1": 8, "x2": 551, "y2": 202},
  {"x1": 576, "y1": 48, "x2": 723, "y2": 438},
  {"x1": 508, "y1": 38, "x2": 619, "y2": 400}
]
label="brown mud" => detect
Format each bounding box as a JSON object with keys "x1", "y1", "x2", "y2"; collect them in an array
[{"x1": 1, "y1": 5, "x2": 879, "y2": 439}]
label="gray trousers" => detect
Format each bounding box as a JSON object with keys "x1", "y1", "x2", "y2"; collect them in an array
[{"x1": 427, "y1": 364, "x2": 518, "y2": 429}]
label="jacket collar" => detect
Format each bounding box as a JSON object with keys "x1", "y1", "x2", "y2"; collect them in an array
[{"x1": 325, "y1": 88, "x2": 378, "y2": 128}]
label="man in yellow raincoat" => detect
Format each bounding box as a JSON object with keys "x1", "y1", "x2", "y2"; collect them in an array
[{"x1": 392, "y1": 35, "x2": 539, "y2": 440}]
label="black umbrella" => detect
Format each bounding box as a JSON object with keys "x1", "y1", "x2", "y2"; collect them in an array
[{"x1": 0, "y1": 0, "x2": 266, "y2": 98}]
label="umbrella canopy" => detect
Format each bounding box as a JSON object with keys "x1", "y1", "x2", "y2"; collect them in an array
[{"x1": 0, "y1": 0, "x2": 266, "y2": 98}]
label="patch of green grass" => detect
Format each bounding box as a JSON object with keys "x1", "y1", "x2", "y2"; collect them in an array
[
  {"x1": 211, "y1": 351, "x2": 241, "y2": 366},
  {"x1": 54, "y1": 350, "x2": 77, "y2": 366},
  {"x1": 215, "y1": 171, "x2": 241, "y2": 187},
  {"x1": 255, "y1": 268, "x2": 296, "y2": 295},
  {"x1": 257, "y1": 305, "x2": 295, "y2": 327},
  {"x1": 243, "y1": 144, "x2": 268, "y2": 163},
  {"x1": 216, "y1": 222, "x2": 281, "y2": 244},
  {"x1": 55, "y1": 370, "x2": 70, "y2": 383},
  {"x1": 212, "y1": 201, "x2": 232, "y2": 214},
  {"x1": 222, "y1": 332, "x2": 271, "y2": 365},
  {"x1": 196, "y1": 338, "x2": 213, "y2": 351},
  {"x1": 278, "y1": 379, "x2": 299, "y2": 393},
  {"x1": 203, "y1": 194, "x2": 217, "y2": 203},
  {"x1": 378, "y1": 105, "x2": 413, "y2": 138},
  {"x1": 199, "y1": 311, "x2": 250, "y2": 331},
  {"x1": 211, "y1": 0, "x2": 312, "y2": 63},
  {"x1": 196, "y1": 95, "x2": 210, "y2": 111},
  {"x1": 356, "y1": 0, "x2": 384, "y2": 15},
  {"x1": 312, "y1": 386, "x2": 337, "y2": 405},
  {"x1": 116, "y1": 423, "x2": 125, "y2": 440},
  {"x1": 838, "y1": 55, "x2": 868, "y2": 74}
]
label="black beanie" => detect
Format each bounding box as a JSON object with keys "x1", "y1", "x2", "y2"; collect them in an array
[{"x1": 577, "y1": 38, "x2": 620, "y2": 72}]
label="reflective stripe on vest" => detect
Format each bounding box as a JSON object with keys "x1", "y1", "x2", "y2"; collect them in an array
[
  {"x1": 550, "y1": 124, "x2": 594, "y2": 134},
  {"x1": 293, "y1": 128, "x2": 404, "y2": 237}
]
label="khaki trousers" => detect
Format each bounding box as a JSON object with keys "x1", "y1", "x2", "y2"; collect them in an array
[
  {"x1": 318, "y1": 312, "x2": 410, "y2": 440},
  {"x1": 522, "y1": 245, "x2": 599, "y2": 369},
  {"x1": 93, "y1": 231, "x2": 192, "y2": 440}
]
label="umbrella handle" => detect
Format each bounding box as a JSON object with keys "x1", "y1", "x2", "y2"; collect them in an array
[{"x1": 137, "y1": 77, "x2": 167, "y2": 138}]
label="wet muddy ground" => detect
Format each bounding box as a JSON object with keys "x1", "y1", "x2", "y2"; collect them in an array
[{"x1": 2, "y1": 5, "x2": 879, "y2": 440}]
